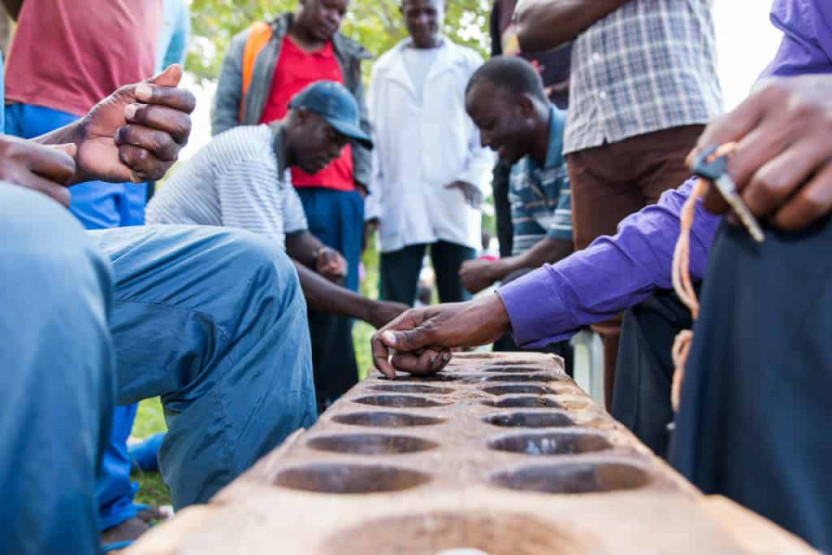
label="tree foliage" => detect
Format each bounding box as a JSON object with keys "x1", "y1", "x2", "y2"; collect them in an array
[{"x1": 187, "y1": 0, "x2": 491, "y2": 82}]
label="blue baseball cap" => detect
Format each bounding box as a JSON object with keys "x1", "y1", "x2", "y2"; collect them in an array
[{"x1": 288, "y1": 81, "x2": 373, "y2": 150}]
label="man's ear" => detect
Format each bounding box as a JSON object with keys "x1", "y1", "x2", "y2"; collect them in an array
[{"x1": 517, "y1": 94, "x2": 536, "y2": 119}]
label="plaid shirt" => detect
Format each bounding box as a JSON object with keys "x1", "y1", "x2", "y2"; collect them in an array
[
  {"x1": 564, "y1": 0, "x2": 723, "y2": 154},
  {"x1": 510, "y1": 106, "x2": 572, "y2": 256}
]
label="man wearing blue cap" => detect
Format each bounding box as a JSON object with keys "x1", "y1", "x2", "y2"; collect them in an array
[{"x1": 148, "y1": 81, "x2": 408, "y2": 333}]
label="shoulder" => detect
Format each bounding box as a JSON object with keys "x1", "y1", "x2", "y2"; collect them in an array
[
  {"x1": 211, "y1": 126, "x2": 277, "y2": 171},
  {"x1": 333, "y1": 32, "x2": 373, "y2": 61},
  {"x1": 373, "y1": 41, "x2": 407, "y2": 72}
]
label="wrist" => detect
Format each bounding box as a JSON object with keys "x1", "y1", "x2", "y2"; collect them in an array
[
  {"x1": 470, "y1": 293, "x2": 512, "y2": 342},
  {"x1": 491, "y1": 258, "x2": 512, "y2": 281}
]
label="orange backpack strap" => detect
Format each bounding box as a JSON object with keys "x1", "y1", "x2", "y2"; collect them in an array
[{"x1": 239, "y1": 21, "x2": 273, "y2": 120}]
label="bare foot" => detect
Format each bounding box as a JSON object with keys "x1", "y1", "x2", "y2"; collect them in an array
[{"x1": 100, "y1": 516, "x2": 149, "y2": 551}]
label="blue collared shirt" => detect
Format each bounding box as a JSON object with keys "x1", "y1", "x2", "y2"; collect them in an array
[{"x1": 508, "y1": 105, "x2": 572, "y2": 256}]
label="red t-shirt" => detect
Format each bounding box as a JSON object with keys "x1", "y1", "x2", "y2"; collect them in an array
[
  {"x1": 259, "y1": 36, "x2": 354, "y2": 192},
  {"x1": 4, "y1": 0, "x2": 161, "y2": 117}
]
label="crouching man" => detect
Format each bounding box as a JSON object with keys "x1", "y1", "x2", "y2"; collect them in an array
[{"x1": 147, "y1": 81, "x2": 407, "y2": 407}]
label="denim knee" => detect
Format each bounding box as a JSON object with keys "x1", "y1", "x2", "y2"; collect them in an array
[{"x1": 216, "y1": 228, "x2": 306, "y2": 314}]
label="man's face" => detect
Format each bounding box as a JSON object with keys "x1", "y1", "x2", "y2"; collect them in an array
[
  {"x1": 292, "y1": 111, "x2": 349, "y2": 174},
  {"x1": 296, "y1": 0, "x2": 349, "y2": 41},
  {"x1": 402, "y1": 0, "x2": 443, "y2": 48},
  {"x1": 466, "y1": 81, "x2": 534, "y2": 164}
]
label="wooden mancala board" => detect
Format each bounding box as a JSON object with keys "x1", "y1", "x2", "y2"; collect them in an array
[{"x1": 128, "y1": 352, "x2": 816, "y2": 555}]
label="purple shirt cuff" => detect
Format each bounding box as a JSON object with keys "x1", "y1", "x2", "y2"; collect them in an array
[{"x1": 497, "y1": 267, "x2": 578, "y2": 348}]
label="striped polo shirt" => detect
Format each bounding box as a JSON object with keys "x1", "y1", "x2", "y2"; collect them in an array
[
  {"x1": 509, "y1": 105, "x2": 572, "y2": 256},
  {"x1": 146, "y1": 124, "x2": 308, "y2": 247}
]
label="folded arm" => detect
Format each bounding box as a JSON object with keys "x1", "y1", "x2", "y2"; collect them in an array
[{"x1": 515, "y1": 0, "x2": 631, "y2": 52}]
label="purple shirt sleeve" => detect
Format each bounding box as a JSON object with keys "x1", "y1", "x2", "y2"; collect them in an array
[
  {"x1": 497, "y1": 178, "x2": 720, "y2": 348},
  {"x1": 497, "y1": 0, "x2": 831, "y2": 349},
  {"x1": 761, "y1": 0, "x2": 832, "y2": 79}
]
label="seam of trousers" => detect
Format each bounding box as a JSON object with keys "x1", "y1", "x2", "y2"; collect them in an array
[{"x1": 110, "y1": 296, "x2": 236, "y2": 488}]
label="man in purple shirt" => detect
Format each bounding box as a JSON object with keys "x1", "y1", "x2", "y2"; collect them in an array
[{"x1": 372, "y1": 0, "x2": 832, "y2": 549}]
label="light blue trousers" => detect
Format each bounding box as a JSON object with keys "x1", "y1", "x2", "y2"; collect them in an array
[{"x1": 0, "y1": 184, "x2": 316, "y2": 554}]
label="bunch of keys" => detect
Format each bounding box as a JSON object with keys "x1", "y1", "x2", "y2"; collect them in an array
[{"x1": 690, "y1": 145, "x2": 766, "y2": 243}]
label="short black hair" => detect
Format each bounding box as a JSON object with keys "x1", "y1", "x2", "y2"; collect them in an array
[{"x1": 466, "y1": 56, "x2": 548, "y2": 104}]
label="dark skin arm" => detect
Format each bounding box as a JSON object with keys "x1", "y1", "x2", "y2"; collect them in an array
[
  {"x1": 371, "y1": 295, "x2": 511, "y2": 378},
  {"x1": 285, "y1": 230, "x2": 347, "y2": 282},
  {"x1": 294, "y1": 261, "x2": 408, "y2": 329},
  {"x1": 460, "y1": 238, "x2": 573, "y2": 294},
  {"x1": 3, "y1": 0, "x2": 22, "y2": 20},
  {"x1": 514, "y1": 0, "x2": 631, "y2": 52}
]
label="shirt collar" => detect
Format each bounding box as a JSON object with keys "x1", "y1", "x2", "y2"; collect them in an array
[{"x1": 525, "y1": 104, "x2": 565, "y2": 172}]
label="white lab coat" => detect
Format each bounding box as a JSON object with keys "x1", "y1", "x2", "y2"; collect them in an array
[{"x1": 366, "y1": 39, "x2": 495, "y2": 253}]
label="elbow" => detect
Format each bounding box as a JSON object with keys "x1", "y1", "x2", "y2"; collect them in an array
[{"x1": 514, "y1": 1, "x2": 573, "y2": 52}]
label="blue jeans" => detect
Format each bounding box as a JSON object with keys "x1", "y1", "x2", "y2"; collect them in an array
[
  {"x1": 5, "y1": 102, "x2": 152, "y2": 530},
  {"x1": 0, "y1": 184, "x2": 316, "y2": 554},
  {"x1": 295, "y1": 188, "x2": 363, "y2": 408}
]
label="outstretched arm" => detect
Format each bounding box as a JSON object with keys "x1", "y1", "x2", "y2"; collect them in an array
[
  {"x1": 460, "y1": 237, "x2": 573, "y2": 294},
  {"x1": 294, "y1": 261, "x2": 407, "y2": 328}
]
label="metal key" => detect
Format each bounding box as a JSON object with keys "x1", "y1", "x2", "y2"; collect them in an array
[{"x1": 691, "y1": 146, "x2": 766, "y2": 243}]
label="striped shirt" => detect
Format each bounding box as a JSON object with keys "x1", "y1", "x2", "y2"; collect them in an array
[
  {"x1": 146, "y1": 124, "x2": 308, "y2": 248},
  {"x1": 564, "y1": 0, "x2": 723, "y2": 154},
  {"x1": 510, "y1": 105, "x2": 572, "y2": 256}
]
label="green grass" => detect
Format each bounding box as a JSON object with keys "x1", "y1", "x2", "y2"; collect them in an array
[{"x1": 133, "y1": 239, "x2": 384, "y2": 506}]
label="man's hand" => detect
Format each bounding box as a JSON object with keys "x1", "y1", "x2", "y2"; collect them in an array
[
  {"x1": 315, "y1": 246, "x2": 347, "y2": 283},
  {"x1": 459, "y1": 258, "x2": 499, "y2": 294},
  {"x1": 367, "y1": 300, "x2": 410, "y2": 329},
  {"x1": 354, "y1": 181, "x2": 369, "y2": 200},
  {"x1": 370, "y1": 294, "x2": 512, "y2": 378},
  {"x1": 0, "y1": 136, "x2": 76, "y2": 206},
  {"x1": 73, "y1": 65, "x2": 196, "y2": 184},
  {"x1": 444, "y1": 180, "x2": 483, "y2": 208},
  {"x1": 692, "y1": 75, "x2": 832, "y2": 231}
]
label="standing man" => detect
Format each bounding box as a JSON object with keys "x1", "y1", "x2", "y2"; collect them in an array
[
  {"x1": 2, "y1": 0, "x2": 159, "y2": 229},
  {"x1": 514, "y1": 0, "x2": 723, "y2": 406},
  {"x1": 367, "y1": 0, "x2": 494, "y2": 306},
  {"x1": 212, "y1": 0, "x2": 372, "y2": 409}
]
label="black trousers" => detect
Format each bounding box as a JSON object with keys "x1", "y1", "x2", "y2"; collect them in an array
[
  {"x1": 670, "y1": 218, "x2": 832, "y2": 551},
  {"x1": 611, "y1": 290, "x2": 692, "y2": 458},
  {"x1": 380, "y1": 241, "x2": 475, "y2": 305},
  {"x1": 492, "y1": 159, "x2": 514, "y2": 258}
]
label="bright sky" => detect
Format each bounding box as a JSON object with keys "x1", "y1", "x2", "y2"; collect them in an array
[{"x1": 180, "y1": 1, "x2": 785, "y2": 161}]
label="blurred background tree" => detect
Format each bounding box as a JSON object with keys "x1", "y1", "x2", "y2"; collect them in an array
[{"x1": 187, "y1": 0, "x2": 491, "y2": 82}]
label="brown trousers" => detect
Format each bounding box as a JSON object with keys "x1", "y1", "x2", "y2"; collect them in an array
[{"x1": 566, "y1": 124, "x2": 705, "y2": 408}]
